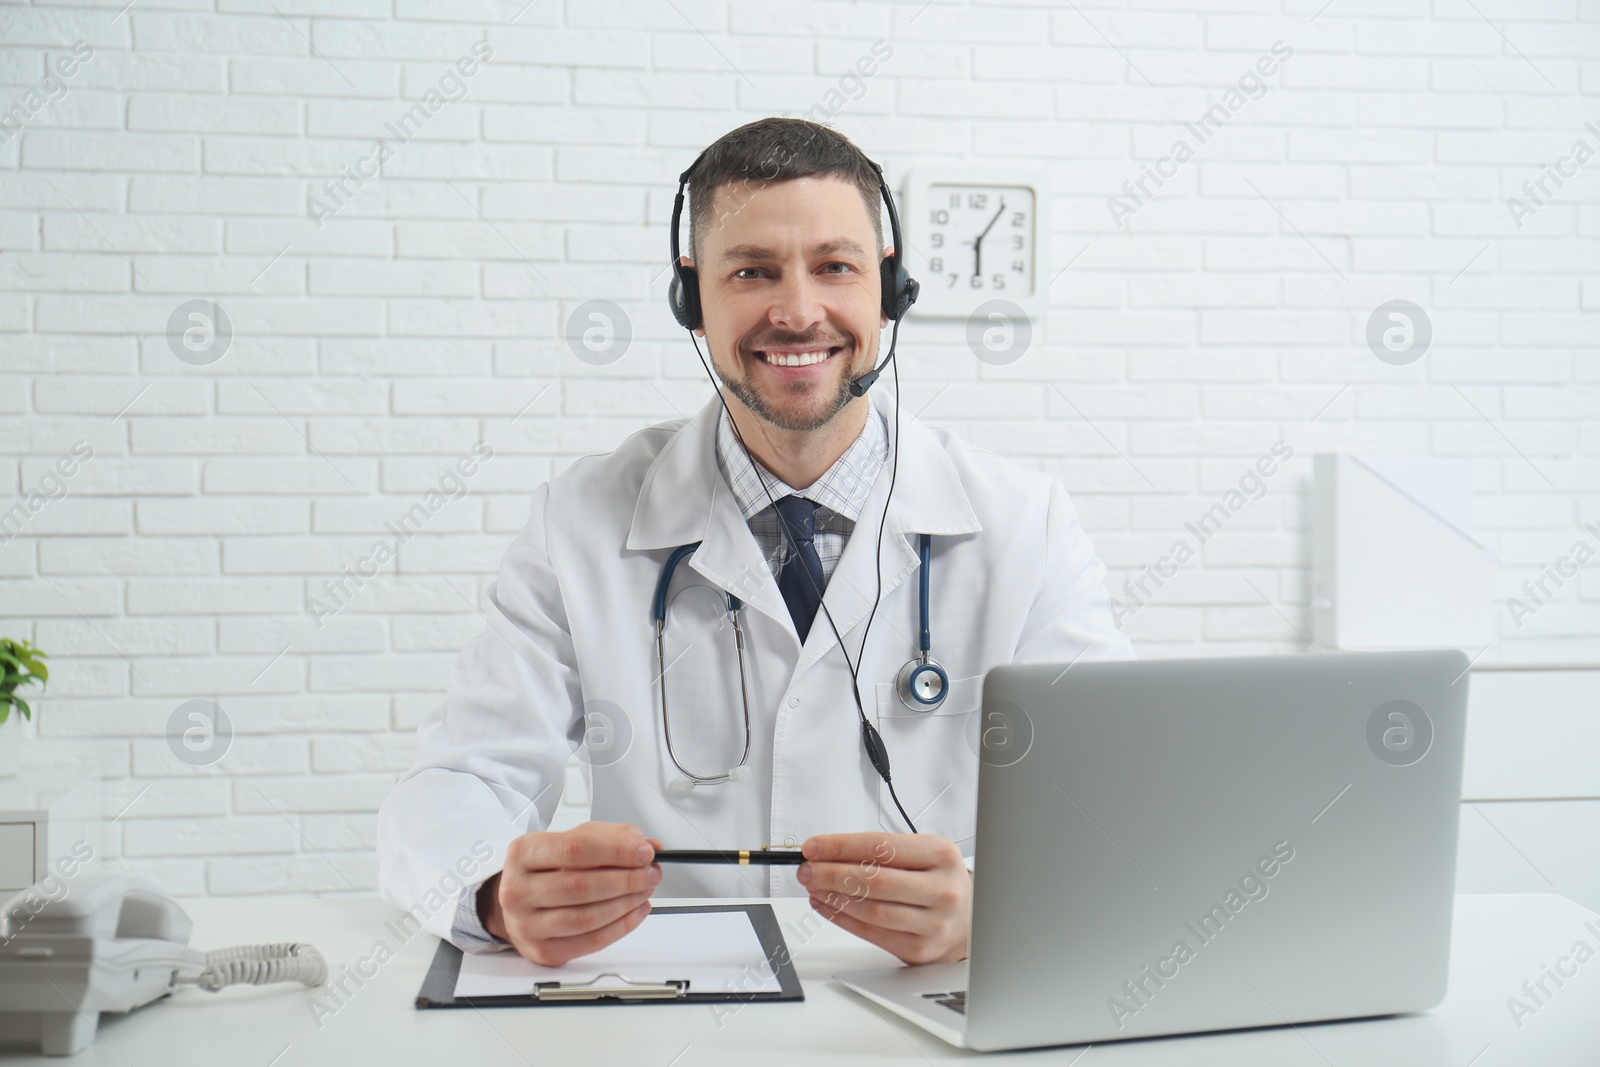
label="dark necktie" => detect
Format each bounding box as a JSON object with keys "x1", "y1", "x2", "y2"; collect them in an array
[{"x1": 773, "y1": 495, "x2": 826, "y2": 642}]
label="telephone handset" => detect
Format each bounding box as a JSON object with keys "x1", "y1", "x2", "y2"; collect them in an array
[{"x1": 0, "y1": 873, "x2": 327, "y2": 1056}]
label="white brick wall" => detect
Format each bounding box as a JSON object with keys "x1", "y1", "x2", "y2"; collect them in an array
[{"x1": 2, "y1": 0, "x2": 1596, "y2": 895}]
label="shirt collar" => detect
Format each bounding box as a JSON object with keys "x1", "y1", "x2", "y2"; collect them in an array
[
  {"x1": 714, "y1": 402, "x2": 888, "y2": 523},
  {"x1": 626, "y1": 386, "x2": 981, "y2": 555}
]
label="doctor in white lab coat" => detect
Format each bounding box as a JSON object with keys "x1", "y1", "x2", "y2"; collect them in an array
[{"x1": 378, "y1": 118, "x2": 1132, "y2": 969}]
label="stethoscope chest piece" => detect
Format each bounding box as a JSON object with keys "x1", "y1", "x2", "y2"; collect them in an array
[{"x1": 897, "y1": 655, "x2": 948, "y2": 711}]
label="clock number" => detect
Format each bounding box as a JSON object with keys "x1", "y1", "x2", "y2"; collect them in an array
[
  {"x1": 946, "y1": 272, "x2": 958, "y2": 288},
  {"x1": 1012, "y1": 259, "x2": 1026, "y2": 273},
  {"x1": 1011, "y1": 212, "x2": 1026, "y2": 227},
  {"x1": 948, "y1": 192, "x2": 960, "y2": 207},
  {"x1": 992, "y1": 273, "x2": 1006, "y2": 290},
  {"x1": 1012, "y1": 235, "x2": 1024, "y2": 250},
  {"x1": 929, "y1": 257, "x2": 944, "y2": 273},
  {"x1": 969, "y1": 193, "x2": 987, "y2": 210},
  {"x1": 931, "y1": 209, "x2": 948, "y2": 224},
  {"x1": 930, "y1": 233, "x2": 943, "y2": 248},
  {"x1": 970, "y1": 275, "x2": 983, "y2": 289}
]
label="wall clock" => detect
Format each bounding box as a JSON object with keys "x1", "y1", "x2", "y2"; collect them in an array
[{"x1": 900, "y1": 166, "x2": 1050, "y2": 322}]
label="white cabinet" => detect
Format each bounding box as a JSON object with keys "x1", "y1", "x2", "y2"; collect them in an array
[
  {"x1": 0, "y1": 765, "x2": 100, "y2": 893},
  {"x1": 1455, "y1": 667, "x2": 1600, "y2": 916},
  {"x1": 1461, "y1": 669, "x2": 1600, "y2": 799},
  {"x1": 0, "y1": 823, "x2": 35, "y2": 892}
]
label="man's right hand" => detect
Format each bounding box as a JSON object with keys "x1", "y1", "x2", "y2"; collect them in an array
[{"x1": 477, "y1": 821, "x2": 662, "y2": 966}]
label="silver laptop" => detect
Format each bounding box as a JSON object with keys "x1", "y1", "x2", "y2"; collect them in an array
[{"x1": 836, "y1": 650, "x2": 1469, "y2": 1052}]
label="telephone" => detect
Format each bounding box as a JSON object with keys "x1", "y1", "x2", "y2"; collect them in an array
[{"x1": 0, "y1": 873, "x2": 326, "y2": 1056}]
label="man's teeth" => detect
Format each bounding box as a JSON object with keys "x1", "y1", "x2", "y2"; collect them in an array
[{"x1": 763, "y1": 348, "x2": 832, "y2": 367}]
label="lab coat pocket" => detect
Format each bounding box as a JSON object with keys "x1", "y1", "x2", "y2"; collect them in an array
[{"x1": 872, "y1": 674, "x2": 983, "y2": 845}]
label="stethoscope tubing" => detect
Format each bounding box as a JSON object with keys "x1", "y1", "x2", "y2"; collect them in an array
[
  {"x1": 654, "y1": 542, "x2": 752, "y2": 786},
  {"x1": 653, "y1": 532, "x2": 942, "y2": 787},
  {"x1": 918, "y1": 533, "x2": 932, "y2": 654}
]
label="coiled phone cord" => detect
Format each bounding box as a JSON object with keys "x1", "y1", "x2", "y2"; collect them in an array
[{"x1": 181, "y1": 942, "x2": 329, "y2": 992}]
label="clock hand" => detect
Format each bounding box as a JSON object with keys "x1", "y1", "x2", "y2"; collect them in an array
[{"x1": 972, "y1": 199, "x2": 1006, "y2": 278}]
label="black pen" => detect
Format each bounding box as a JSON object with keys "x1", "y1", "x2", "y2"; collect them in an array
[{"x1": 652, "y1": 848, "x2": 806, "y2": 866}]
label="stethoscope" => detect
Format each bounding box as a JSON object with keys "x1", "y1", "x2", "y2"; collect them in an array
[{"x1": 652, "y1": 533, "x2": 947, "y2": 793}]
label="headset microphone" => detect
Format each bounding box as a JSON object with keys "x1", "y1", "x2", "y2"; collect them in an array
[
  {"x1": 848, "y1": 315, "x2": 904, "y2": 397},
  {"x1": 848, "y1": 369, "x2": 880, "y2": 397}
]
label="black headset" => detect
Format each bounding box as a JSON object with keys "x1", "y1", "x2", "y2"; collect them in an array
[
  {"x1": 664, "y1": 138, "x2": 927, "y2": 834},
  {"x1": 667, "y1": 149, "x2": 919, "y2": 396}
]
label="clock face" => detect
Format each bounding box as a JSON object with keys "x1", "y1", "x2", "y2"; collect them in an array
[{"x1": 922, "y1": 183, "x2": 1036, "y2": 299}]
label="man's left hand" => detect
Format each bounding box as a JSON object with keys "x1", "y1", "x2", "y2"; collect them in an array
[{"x1": 797, "y1": 832, "x2": 971, "y2": 965}]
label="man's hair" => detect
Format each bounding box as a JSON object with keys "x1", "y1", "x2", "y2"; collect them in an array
[{"x1": 684, "y1": 117, "x2": 883, "y2": 266}]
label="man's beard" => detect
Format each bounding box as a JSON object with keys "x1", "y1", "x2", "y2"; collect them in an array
[{"x1": 718, "y1": 341, "x2": 861, "y2": 433}]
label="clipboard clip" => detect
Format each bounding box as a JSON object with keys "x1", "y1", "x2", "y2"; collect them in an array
[{"x1": 532, "y1": 972, "x2": 690, "y2": 1001}]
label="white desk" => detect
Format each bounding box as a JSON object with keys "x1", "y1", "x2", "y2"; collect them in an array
[{"x1": 2, "y1": 894, "x2": 1596, "y2": 1065}]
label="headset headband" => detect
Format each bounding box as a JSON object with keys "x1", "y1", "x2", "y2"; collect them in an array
[{"x1": 667, "y1": 141, "x2": 918, "y2": 333}]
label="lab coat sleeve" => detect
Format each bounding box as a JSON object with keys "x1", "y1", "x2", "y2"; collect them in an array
[
  {"x1": 377, "y1": 482, "x2": 583, "y2": 947},
  {"x1": 1015, "y1": 477, "x2": 1134, "y2": 667}
]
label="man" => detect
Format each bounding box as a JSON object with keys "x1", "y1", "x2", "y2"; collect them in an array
[{"x1": 377, "y1": 118, "x2": 1131, "y2": 970}]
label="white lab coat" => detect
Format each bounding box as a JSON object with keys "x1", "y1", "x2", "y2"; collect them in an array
[{"x1": 377, "y1": 386, "x2": 1133, "y2": 941}]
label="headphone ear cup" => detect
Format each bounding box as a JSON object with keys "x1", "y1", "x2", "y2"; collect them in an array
[
  {"x1": 879, "y1": 254, "x2": 918, "y2": 322},
  {"x1": 669, "y1": 264, "x2": 701, "y2": 330},
  {"x1": 879, "y1": 255, "x2": 902, "y2": 321}
]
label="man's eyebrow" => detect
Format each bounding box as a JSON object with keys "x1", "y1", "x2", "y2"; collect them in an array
[{"x1": 718, "y1": 238, "x2": 871, "y2": 265}]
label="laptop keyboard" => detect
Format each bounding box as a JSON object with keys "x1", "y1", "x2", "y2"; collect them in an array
[{"x1": 920, "y1": 989, "x2": 967, "y2": 1015}]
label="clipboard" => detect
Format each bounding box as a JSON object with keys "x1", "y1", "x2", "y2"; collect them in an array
[{"x1": 415, "y1": 903, "x2": 804, "y2": 1007}]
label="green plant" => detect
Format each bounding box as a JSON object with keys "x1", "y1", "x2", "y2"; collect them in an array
[{"x1": 1, "y1": 638, "x2": 48, "y2": 727}]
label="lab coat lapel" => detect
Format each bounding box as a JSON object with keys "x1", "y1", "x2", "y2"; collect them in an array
[
  {"x1": 625, "y1": 387, "x2": 986, "y2": 667},
  {"x1": 625, "y1": 395, "x2": 793, "y2": 637},
  {"x1": 792, "y1": 389, "x2": 984, "y2": 679}
]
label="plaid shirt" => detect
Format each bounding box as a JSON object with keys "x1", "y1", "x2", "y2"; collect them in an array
[{"x1": 714, "y1": 405, "x2": 889, "y2": 586}]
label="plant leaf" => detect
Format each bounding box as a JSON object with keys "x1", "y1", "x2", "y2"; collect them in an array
[
  {"x1": 0, "y1": 693, "x2": 28, "y2": 723},
  {"x1": 0, "y1": 639, "x2": 48, "y2": 695}
]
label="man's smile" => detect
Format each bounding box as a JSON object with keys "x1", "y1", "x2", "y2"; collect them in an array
[
  {"x1": 757, "y1": 346, "x2": 836, "y2": 367},
  {"x1": 749, "y1": 342, "x2": 849, "y2": 379}
]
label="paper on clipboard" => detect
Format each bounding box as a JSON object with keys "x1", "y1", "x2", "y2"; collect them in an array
[{"x1": 453, "y1": 909, "x2": 781, "y2": 998}]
